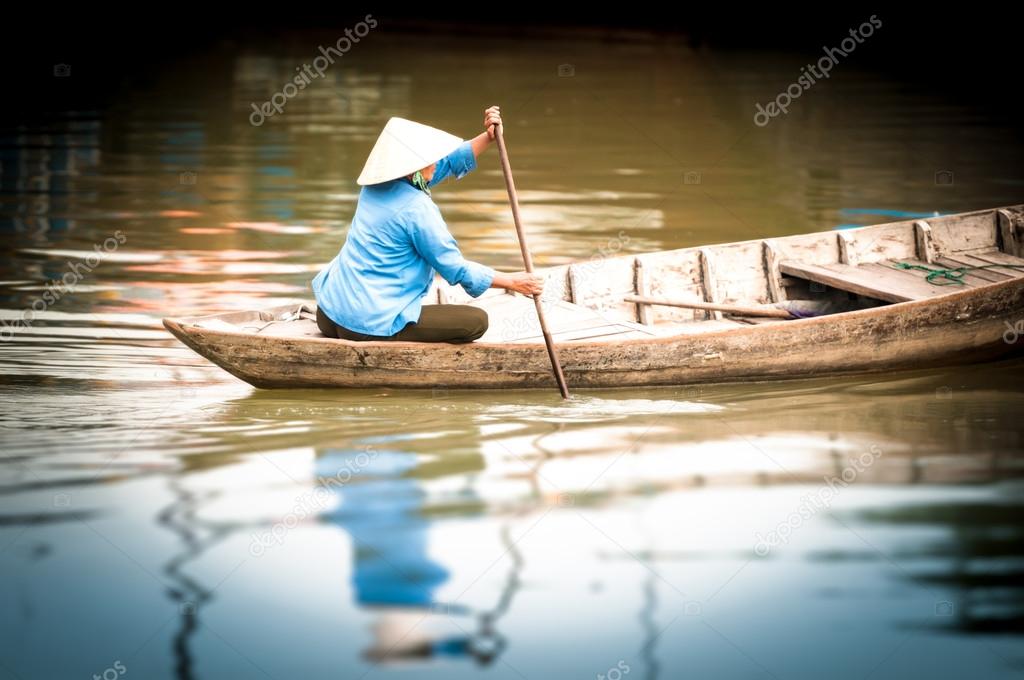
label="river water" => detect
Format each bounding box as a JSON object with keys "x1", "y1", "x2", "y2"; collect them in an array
[{"x1": 1, "y1": 26, "x2": 1023, "y2": 680}]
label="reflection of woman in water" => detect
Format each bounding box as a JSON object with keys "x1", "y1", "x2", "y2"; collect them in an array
[{"x1": 317, "y1": 447, "x2": 479, "y2": 662}]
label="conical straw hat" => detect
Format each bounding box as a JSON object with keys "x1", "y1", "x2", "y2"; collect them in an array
[{"x1": 357, "y1": 117, "x2": 463, "y2": 186}]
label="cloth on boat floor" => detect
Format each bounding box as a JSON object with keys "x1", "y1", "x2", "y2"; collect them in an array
[{"x1": 316, "y1": 305, "x2": 488, "y2": 343}]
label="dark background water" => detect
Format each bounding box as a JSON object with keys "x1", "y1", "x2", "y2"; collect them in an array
[{"x1": 1, "y1": 10, "x2": 1023, "y2": 680}]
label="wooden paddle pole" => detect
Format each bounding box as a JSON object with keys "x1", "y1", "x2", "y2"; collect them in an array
[{"x1": 492, "y1": 122, "x2": 570, "y2": 398}]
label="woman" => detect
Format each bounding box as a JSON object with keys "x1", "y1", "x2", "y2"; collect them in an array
[{"x1": 313, "y1": 106, "x2": 543, "y2": 343}]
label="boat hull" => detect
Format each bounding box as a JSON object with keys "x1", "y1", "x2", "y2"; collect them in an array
[{"x1": 163, "y1": 276, "x2": 1024, "y2": 390}]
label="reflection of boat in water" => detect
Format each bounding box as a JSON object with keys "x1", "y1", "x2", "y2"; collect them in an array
[
  {"x1": 144, "y1": 380, "x2": 1024, "y2": 677},
  {"x1": 856, "y1": 499, "x2": 1024, "y2": 635},
  {"x1": 155, "y1": 476, "x2": 237, "y2": 680}
]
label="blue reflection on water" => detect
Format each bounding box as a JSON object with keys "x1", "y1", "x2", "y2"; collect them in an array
[{"x1": 317, "y1": 448, "x2": 475, "y2": 660}]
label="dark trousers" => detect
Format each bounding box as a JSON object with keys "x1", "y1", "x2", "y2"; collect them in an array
[{"x1": 316, "y1": 305, "x2": 488, "y2": 343}]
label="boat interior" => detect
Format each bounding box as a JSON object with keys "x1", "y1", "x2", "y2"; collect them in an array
[{"x1": 183, "y1": 207, "x2": 1024, "y2": 344}]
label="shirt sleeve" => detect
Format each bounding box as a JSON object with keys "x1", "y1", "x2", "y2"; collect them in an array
[
  {"x1": 428, "y1": 140, "x2": 477, "y2": 188},
  {"x1": 405, "y1": 204, "x2": 495, "y2": 298}
]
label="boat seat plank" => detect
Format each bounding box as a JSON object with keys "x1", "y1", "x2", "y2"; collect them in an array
[
  {"x1": 852, "y1": 263, "x2": 954, "y2": 301},
  {"x1": 934, "y1": 257, "x2": 1007, "y2": 283},
  {"x1": 939, "y1": 253, "x2": 1016, "y2": 280},
  {"x1": 877, "y1": 259, "x2": 1010, "y2": 298},
  {"x1": 778, "y1": 259, "x2": 961, "y2": 303},
  {"x1": 956, "y1": 251, "x2": 1024, "y2": 279},
  {"x1": 888, "y1": 258, "x2": 1024, "y2": 288}
]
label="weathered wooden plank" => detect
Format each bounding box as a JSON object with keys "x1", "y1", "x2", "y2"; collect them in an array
[
  {"x1": 637, "y1": 250, "x2": 704, "y2": 324},
  {"x1": 932, "y1": 257, "x2": 1005, "y2": 285},
  {"x1": 764, "y1": 231, "x2": 840, "y2": 266},
  {"x1": 780, "y1": 260, "x2": 955, "y2": 302},
  {"x1": 914, "y1": 220, "x2": 936, "y2": 263},
  {"x1": 938, "y1": 255, "x2": 1013, "y2": 281},
  {"x1": 565, "y1": 257, "x2": 637, "y2": 320},
  {"x1": 959, "y1": 251, "x2": 1024, "y2": 279},
  {"x1": 762, "y1": 240, "x2": 785, "y2": 303},
  {"x1": 864, "y1": 262, "x2": 986, "y2": 296},
  {"x1": 837, "y1": 231, "x2": 859, "y2": 266},
  {"x1": 778, "y1": 261, "x2": 910, "y2": 302},
  {"x1": 543, "y1": 264, "x2": 572, "y2": 303},
  {"x1": 633, "y1": 257, "x2": 653, "y2": 325},
  {"x1": 928, "y1": 210, "x2": 998, "y2": 254},
  {"x1": 699, "y1": 248, "x2": 722, "y2": 320},
  {"x1": 998, "y1": 209, "x2": 1021, "y2": 257},
  {"x1": 889, "y1": 258, "x2": 1001, "y2": 289},
  {"x1": 567, "y1": 264, "x2": 581, "y2": 304},
  {"x1": 708, "y1": 241, "x2": 772, "y2": 306},
  {"x1": 937, "y1": 251, "x2": 1011, "y2": 278},
  {"x1": 851, "y1": 222, "x2": 917, "y2": 263}
]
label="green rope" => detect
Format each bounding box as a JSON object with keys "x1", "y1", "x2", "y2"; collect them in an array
[{"x1": 891, "y1": 261, "x2": 1024, "y2": 286}]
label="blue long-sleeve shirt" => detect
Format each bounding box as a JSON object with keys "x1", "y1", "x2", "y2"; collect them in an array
[{"x1": 312, "y1": 141, "x2": 496, "y2": 336}]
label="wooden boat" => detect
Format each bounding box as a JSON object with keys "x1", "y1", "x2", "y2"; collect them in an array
[{"x1": 163, "y1": 205, "x2": 1024, "y2": 390}]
